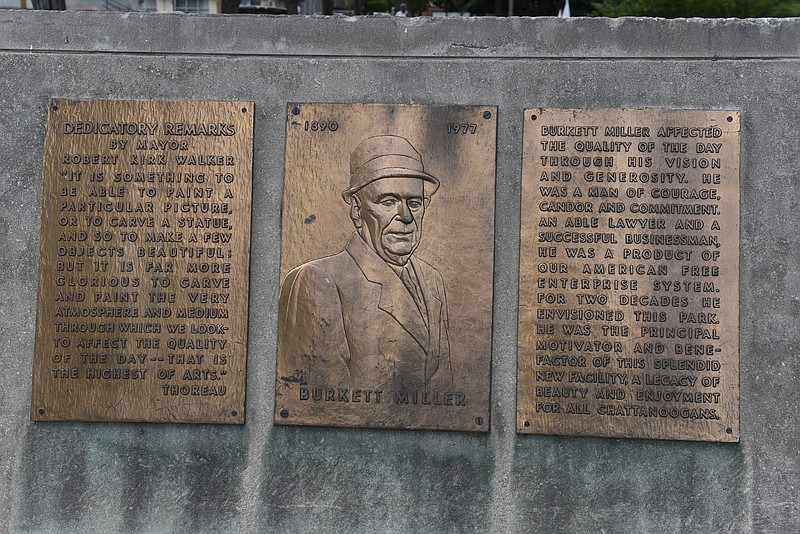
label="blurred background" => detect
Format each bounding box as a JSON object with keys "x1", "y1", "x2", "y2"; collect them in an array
[{"x1": 5, "y1": 0, "x2": 800, "y2": 19}]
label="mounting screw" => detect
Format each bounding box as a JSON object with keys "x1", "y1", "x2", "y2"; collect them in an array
[
  {"x1": 523, "y1": 420, "x2": 530, "y2": 427},
  {"x1": 231, "y1": 410, "x2": 238, "y2": 417},
  {"x1": 727, "y1": 116, "x2": 733, "y2": 122},
  {"x1": 475, "y1": 417, "x2": 484, "y2": 425},
  {"x1": 280, "y1": 409, "x2": 289, "y2": 419},
  {"x1": 530, "y1": 114, "x2": 538, "y2": 121},
  {"x1": 37, "y1": 408, "x2": 45, "y2": 415},
  {"x1": 482, "y1": 111, "x2": 492, "y2": 119},
  {"x1": 292, "y1": 106, "x2": 301, "y2": 116}
]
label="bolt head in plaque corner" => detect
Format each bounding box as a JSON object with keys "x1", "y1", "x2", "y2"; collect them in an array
[
  {"x1": 274, "y1": 103, "x2": 496, "y2": 432},
  {"x1": 517, "y1": 108, "x2": 740, "y2": 442},
  {"x1": 30, "y1": 98, "x2": 254, "y2": 424}
]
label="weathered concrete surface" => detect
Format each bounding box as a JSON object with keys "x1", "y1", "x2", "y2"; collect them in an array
[{"x1": 0, "y1": 12, "x2": 798, "y2": 533}]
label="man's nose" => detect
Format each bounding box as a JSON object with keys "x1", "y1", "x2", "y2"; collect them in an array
[{"x1": 396, "y1": 201, "x2": 414, "y2": 223}]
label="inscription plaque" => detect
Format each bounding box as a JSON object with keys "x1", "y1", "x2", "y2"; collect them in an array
[
  {"x1": 31, "y1": 99, "x2": 253, "y2": 423},
  {"x1": 517, "y1": 108, "x2": 739, "y2": 442},
  {"x1": 274, "y1": 104, "x2": 496, "y2": 431}
]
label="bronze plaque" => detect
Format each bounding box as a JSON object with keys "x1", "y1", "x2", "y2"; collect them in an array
[
  {"x1": 274, "y1": 104, "x2": 496, "y2": 431},
  {"x1": 517, "y1": 108, "x2": 739, "y2": 442},
  {"x1": 31, "y1": 99, "x2": 253, "y2": 424}
]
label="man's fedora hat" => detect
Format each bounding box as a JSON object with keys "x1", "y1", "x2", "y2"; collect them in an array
[{"x1": 342, "y1": 135, "x2": 439, "y2": 204}]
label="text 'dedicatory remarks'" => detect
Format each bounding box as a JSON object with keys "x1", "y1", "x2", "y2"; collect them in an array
[{"x1": 31, "y1": 99, "x2": 253, "y2": 424}]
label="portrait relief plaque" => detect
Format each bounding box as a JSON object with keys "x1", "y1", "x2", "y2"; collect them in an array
[
  {"x1": 274, "y1": 104, "x2": 496, "y2": 431},
  {"x1": 31, "y1": 99, "x2": 253, "y2": 424},
  {"x1": 517, "y1": 109, "x2": 739, "y2": 442}
]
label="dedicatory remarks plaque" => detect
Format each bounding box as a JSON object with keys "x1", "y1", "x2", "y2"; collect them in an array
[
  {"x1": 31, "y1": 99, "x2": 253, "y2": 423},
  {"x1": 517, "y1": 109, "x2": 739, "y2": 442},
  {"x1": 274, "y1": 104, "x2": 496, "y2": 431}
]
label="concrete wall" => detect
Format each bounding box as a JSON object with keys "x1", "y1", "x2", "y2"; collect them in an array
[{"x1": 1, "y1": 11, "x2": 799, "y2": 533}]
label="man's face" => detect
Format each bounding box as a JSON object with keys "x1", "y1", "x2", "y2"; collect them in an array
[{"x1": 352, "y1": 177, "x2": 429, "y2": 266}]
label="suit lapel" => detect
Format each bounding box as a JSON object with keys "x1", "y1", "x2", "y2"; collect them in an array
[
  {"x1": 410, "y1": 257, "x2": 442, "y2": 381},
  {"x1": 346, "y1": 234, "x2": 429, "y2": 350}
]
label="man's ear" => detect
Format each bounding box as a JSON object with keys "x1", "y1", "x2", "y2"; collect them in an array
[
  {"x1": 349, "y1": 195, "x2": 362, "y2": 228},
  {"x1": 423, "y1": 196, "x2": 431, "y2": 208}
]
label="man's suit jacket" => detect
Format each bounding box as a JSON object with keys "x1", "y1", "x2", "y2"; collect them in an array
[{"x1": 278, "y1": 233, "x2": 453, "y2": 393}]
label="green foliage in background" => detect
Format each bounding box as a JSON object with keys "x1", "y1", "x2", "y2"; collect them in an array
[
  {"x1": 365, "y1": 0, "x2": 390, "y2": 12},
  {"x1": 434, "y1": 0, "x2": 593, "y2": 16},
  {"x1": 434, "y1": 0, "x2": 800, "y2": 16},
  {"x1": 592, "y1": 0, "x2": 800, "y2": 17},
  {"x1": 402, "y1": 0, "x2": 430, "y2": 15},
  {"x1": 358, "y1": 0, "x2": 426, "y2": 14}
]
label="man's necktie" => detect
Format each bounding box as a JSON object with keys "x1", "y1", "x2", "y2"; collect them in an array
[{"x1": 400, "y1": 265, "x2": 427, "y2": 326}]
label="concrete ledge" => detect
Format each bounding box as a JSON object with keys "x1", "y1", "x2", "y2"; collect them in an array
[{"x1": 0, "y1": 11, "x2": 799, "y2": 58}]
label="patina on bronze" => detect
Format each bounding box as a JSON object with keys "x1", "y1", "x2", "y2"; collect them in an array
[
  {"x1": 31, "y1": 99, "x2": 253, "y2": 424},
  {"x1": 275, "y1": 104, "x2": 496, "y2": 431},
  {"x1": 517, "y1": 108, "x2": 739, "y2": 442}
]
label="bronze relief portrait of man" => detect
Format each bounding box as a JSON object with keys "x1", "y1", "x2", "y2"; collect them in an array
[{"x1": 274, "y1": 104, "x2": 496, "y2": 431}]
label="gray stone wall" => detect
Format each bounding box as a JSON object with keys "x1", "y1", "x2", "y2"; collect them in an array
[{"x1": 1, "y1": 11, "x2": 799, "y2": 533}]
